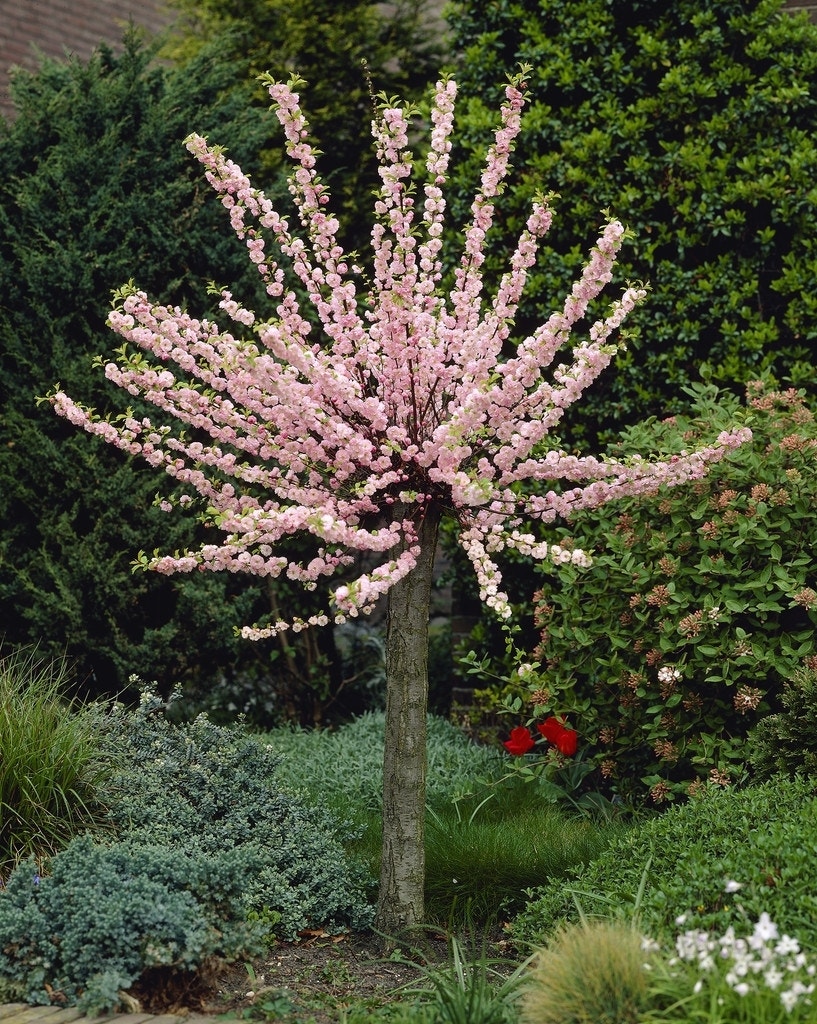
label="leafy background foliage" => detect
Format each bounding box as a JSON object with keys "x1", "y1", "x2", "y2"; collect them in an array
[
  {"x1": 162, "y1": 0, "x2": 446, "y2": 258},
  {"x1": 0, "y1": 37, "x2": 280, "y2": 697},
  {"x1": 463, "y1": 382, "x2": 817, "y2": 805},
  {"x1": 444, "y1": 0, "x2": 817, "y2": 443}
]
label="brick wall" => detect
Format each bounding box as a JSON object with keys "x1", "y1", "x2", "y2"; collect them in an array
[
  {"x1": 785, "y1": 0, "x2": 817, "y2": 19},
  {"x1": 0, "y1": 0, "x2": 174, "y2": 118}
]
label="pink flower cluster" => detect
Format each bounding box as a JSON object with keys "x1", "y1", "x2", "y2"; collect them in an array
[{"x1": 50, "y1": 69, "x2": 751, "y2": 636}]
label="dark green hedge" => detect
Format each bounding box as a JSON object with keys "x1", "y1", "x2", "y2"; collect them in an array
[
  {"x1": 162, "y1": 0, "x2": 447, "y2": 256},
  {"x1": 0, "y1": 36, "x2": 279, "y2": 697},
  {"x1": 444, "y1": 0, "x2": 817, "y2": 442}
]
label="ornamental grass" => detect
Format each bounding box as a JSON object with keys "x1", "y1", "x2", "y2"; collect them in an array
[
  {"x1": 0, "y1": 644, "x2": 107, "y2": 872},
  {"x1": 520, "y1": 919, "x2": 651, "y2": 1024}
]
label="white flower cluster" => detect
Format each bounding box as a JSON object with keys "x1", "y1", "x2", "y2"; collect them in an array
[{"x1": 672, "y1": 911, "x2": 816, "y2": 1013}]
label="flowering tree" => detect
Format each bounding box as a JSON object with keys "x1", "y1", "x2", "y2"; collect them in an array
[{"x1": 50, "y1": 67, "x2": 751, "y2": 934}]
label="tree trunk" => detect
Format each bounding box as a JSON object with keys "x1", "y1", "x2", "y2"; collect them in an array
[{"x1": 375, "y1": 503, "x2": 441, "y2": 939}]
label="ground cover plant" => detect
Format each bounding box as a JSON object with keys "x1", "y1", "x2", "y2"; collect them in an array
[
  {"x1": 96, "y1": 687, "x2": 374, "y2": 941},
  {"x1": 0, "y1": 836, "x2": 265, "y2": 1014},
  {"x1": 513, "y1": 775, "x2": 817, "y2": 952},
  {"x1": 521, "y1": 915, "x2": 817, "y2": 1024}
]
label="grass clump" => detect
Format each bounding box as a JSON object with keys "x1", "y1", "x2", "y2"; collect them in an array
[
  {"x1": 401, "y1": 935, "x2": 528, "y2": 1024},
  {"x1": 520, "y1": 919, "x2": 651, "y2": 1024},
  {"x1": 0, "y1": 644, "x2": 106, "y2": 871}
]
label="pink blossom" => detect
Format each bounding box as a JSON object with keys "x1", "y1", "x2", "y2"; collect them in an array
[{"x1": 49, "y1": 69, "x2": 751, "y2": 637}]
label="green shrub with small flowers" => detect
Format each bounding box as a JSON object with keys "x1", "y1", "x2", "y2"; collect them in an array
[
  {"x1": 467, "y1": 379, "x2": 817, "y2": 806},
  {"x1": 653, "y1": 911, "x2": 817, "y2": 1021},
  {"x1": 520, "y1": 914, "x2": 817, "y2": 1024}
]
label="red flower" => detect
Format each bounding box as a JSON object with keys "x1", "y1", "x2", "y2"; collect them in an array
[
  {"x1": 537, "y1": 717, "x2": 565, "y2": 744},
  {"x1": 503, "y1": 725, "x2": 535, "y2": 756},
  {"x1": 556, "y1": 726, "x2": 578, "y2": 757},
  {"x1": 536, "y1": 716, "x2": 578, "y2": 757}
]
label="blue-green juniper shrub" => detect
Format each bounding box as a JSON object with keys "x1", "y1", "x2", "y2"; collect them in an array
[
  {"x1": 0, "y1": 836, "x2": 265, "y2": 1013},
  {"x1": 96, "y1": 686, "x2": 374, "y2": 938}
]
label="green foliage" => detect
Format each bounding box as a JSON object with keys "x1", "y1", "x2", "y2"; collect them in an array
[
  {"x1": 264, "y1": 712, "x2": 619, "y2": 926},
  {"x1": 471, "y1": 381, "x2": 817, "y2": 805},
  {"x1": 750, "y1": 663, "x2": 817, "y2": 779},
  {"x1": 96, "y1": 687, "x2": 374, "y2": 940},
  {"x1": 0, "y1": 835, "x2": 264, "y2": 1013},
  {"x1": 266, "y1": 710, "x2": 506, "y2": 815},
  {"x1": 400, "y1": 936, "x2": 528, "y2": 1024},
  {"x1": 520, "y1": 920, "x2": 651, "y2": 1024},
  {"x1": 162, "y1": 0, "x2": 446, "y2": 258},
  {"x1": 444, "y1": 0, "x2": 817, "y2": 443},
  {"x1": 0, "y1": 645, "x2": 107, "y2": 871},
  {"x1": 0, "y1": 35, "x2": 283, "y2": 697},
  {"x1": 512, "y1": 776, "x2": 817, "y2": 951},
  {"x1": 424, "y1": 801, "x2": 620, "y2": 925}
]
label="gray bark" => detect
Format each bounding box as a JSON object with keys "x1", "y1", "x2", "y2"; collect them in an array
[{"x1": 374, "y1": 503, "x2": 441, "y2": 939}]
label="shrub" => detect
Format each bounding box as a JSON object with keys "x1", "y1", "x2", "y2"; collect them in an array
[
  {"x1": 0, "y1": 836, "x2": 264, "y2": 1013},
  {"x1": 466, "y1": 381, "x2": 817, "y2": 805},
  {"x1": 96, "y1": 687, "x2": 374, "y2": 940},
  {"x1": 512, "y1": 776, "x2": 817, "y2": 951},
  {"x1": 444, "y1": 0, "x2": 817, "y2": 444},
  {"x1": 750, "y1": 663, "x2": 817, "y2": 779},
  {"x1": 0, "y1": 645, "x2": 107, "y2": 872}
]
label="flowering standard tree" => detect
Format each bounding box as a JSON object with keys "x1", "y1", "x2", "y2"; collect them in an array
[{"x1": 50, "y1": 67, "x2": 750, "y2": 934}]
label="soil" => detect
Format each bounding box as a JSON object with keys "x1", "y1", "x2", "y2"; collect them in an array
[{"x1": 129, "y1": 928, "x2": 457, "y2": 1023}]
